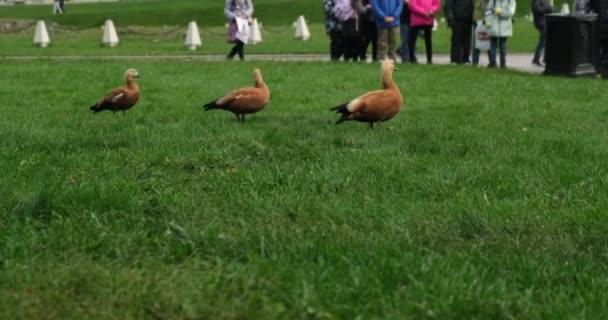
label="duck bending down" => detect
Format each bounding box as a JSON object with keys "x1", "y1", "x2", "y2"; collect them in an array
[
  {"x1": 89, "y1": 68, "x2": 141, "y2": 114},
  {"x1": 203, "y1": 68, "x2": 270, "y2": 123},
  {"x1": 331, "y1": 59, "x2": 403, "y2": 128}
]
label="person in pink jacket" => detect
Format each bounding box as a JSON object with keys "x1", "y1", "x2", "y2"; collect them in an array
[{"x1": 408, "y1": 0, "x2": 441, "y2": 63}]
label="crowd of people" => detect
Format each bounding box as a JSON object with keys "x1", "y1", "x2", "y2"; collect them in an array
[
  {"x1": 221, "y1": 0, "x2": 606, "y2": 73},
  {"x1": 322, "y1": 0, "x2": 604, "y2": 70}
]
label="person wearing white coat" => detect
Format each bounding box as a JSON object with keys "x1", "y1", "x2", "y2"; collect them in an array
[{"x1": 484, "y1": 0, "x2": 516, "y2": 68}]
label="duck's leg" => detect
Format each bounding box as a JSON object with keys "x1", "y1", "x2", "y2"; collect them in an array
[
  {"x1": 234, "y1": 113, "x2": 241, "y2": 122},
  {"x1": 122, "y1": 110, "x2": 126, "y2": 116},
  {"x1": 369, "y1": 122, "x2": 374, "y2": 129},
  {"x1": 241, "y1": 115, "x2": 246, "y2": 123}
]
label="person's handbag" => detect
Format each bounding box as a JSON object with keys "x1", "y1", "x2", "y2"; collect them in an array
[
  {"x1": 475, "y1": 21, "x2": 491, "y2": 51},
  {"x1": 235, "y1": 17, "x2": 251, "y2": 44}
]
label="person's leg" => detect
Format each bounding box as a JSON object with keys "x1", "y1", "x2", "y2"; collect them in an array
[
  {"x1": 387, "y1": 26, "x2": 398, "y2": 61},
  {"x1": 236, "y1": 40, "x2": 245, "y2": 60},
  {"x1": 450, "y1": 22, "x2": 459, "y2": 63},
  {"x1": 533, "y1": 27, "x2": 545, "y2": 64},
  {"x1": 472, "y1": 21, "x2": 480, "y2": 65},
  {"x1": 346, "y1": 35, "x2": 359, "y2": 61},
  {"x1": 399, "y1": 23, "x2": 410, "y2": 63},
  {"x1": 371, "y1": 23, "x2": 378, "y2": 61},
  {"x1": 499, "y1": 37, "x2": 507, "y2": 68},
  {"x1": 454, "y1": 20, "x2": 466, "y2": 63},
  {"x1": 227, "y1": 43, "x2": 238, "y2": 59},
  {"x1": 377, "y1": 28, "x2": 389, "y2": 60},
  {"x1": 488, "y1": 37, "x2": 497, "y2": 67},
  {"x1": 359, "y1": 22, "x2": 371, "y2": 61},
  {"x1": 330, "y1": 30, "x2": 343, "y2": 61},
  {"x1": 424, "y1": 26, "x2": 433, "y2": 64},
  {"x1": 408, "y1": 26, "x2": 419, "y2": 63},
  {"x1": 462, "y1": 20, "x2": 472, "y2": 63},
  {"x1": 600, "y1": 37, "x2": 608, "y2": 78}
]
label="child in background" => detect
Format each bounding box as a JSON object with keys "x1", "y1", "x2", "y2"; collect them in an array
[
  {"x1": 335, "y1": 0, "x2": 362, "y2": 61},
  {"x1": 371, "y1": 0, "x2": 403, "y2": 61},
  {"x1": 408, "y1": 0, "x2": 441, "y2": 64}
]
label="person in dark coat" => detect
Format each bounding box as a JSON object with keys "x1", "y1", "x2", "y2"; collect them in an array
[
  {"x1": 531, "y1": 0, "x2": 553, "y2": 66},
  {"x1": 590, "y1": 0, "x2": 608, "y2": 77},
  {"x1": 357, "y1": 0, "x2": 379, "y2": 61},
  {"x1": 445, "y1": 0, "x2": 473, "y2": 64}
]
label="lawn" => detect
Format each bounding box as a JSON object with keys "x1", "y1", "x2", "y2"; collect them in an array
[
  {"x1": 1, "y1": 60, "x2": 608, "y2": 318},
  {"x1": 0, "y1": 0, "x2": 541, "y2": 56}
]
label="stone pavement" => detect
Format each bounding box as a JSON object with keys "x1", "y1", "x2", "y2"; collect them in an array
[{"x1": 1, "y1": 53, "x2": 545, "y2": 74}]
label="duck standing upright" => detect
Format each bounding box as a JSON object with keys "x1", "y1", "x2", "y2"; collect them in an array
[
  {"x1": 89, "y1": 68, "x2": 141, "y2": 114},
  {"x1": 203, "y1": 68, "x2": 270, "y2": 123},
  {"x1": 331, "y1": 59, "x2": 403, "y2": 128}
]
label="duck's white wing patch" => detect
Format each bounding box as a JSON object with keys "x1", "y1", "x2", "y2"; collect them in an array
[
  {"x1": 346, "y1": 98, "x2": 361, "y2": 112},
  {"x1": 111, "y1": 93, "x2": 124, "y2": 103}
]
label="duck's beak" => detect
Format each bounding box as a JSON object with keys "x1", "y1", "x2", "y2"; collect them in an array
[{"x1": 136, "y1": 74, "x2": 142, "y2": 78}]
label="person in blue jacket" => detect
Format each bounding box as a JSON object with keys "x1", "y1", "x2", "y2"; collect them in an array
[{"x1": 371, "y1": 0, "x2": 403, "y2": 60}]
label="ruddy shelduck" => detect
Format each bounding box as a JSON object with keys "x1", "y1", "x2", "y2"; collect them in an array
[
  {"x1": 203, "y1": 68, "x2": 270, "y2": 123},
  {"x1": 331, "y1": 59, "x2": 403, "y2": 128},
  {"x1": 89, "y1": 68, "x2": 141, "y2": 114}
]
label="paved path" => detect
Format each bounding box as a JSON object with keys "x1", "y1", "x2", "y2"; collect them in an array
[{"x1": 1, "y1": 53, "x2": 544, "y2": 74}]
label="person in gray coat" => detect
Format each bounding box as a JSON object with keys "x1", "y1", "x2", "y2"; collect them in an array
[
  {"x1": 484, "y1": 0, "x2": 516, "y2": 68},
  {"x1": 531, "y1": 0, "x2": 553, "y2": 66}
]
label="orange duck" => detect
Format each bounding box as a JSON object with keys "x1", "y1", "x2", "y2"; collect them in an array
[
  {"x1": 203, "y1": 68, "x2": 270, "y2": 123},
  {"x1": 331, "y1": 59, "x2": 403, "y2": 128},
  {"x1": 89, "y1": 68, "x2": 141, "y2": 114}
]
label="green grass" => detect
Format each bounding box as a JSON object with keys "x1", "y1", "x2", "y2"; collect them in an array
[{"x1": 1, "y1": 60, "x2": 608, "y2": 318}]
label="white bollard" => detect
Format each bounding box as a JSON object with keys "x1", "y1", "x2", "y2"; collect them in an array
[
  {"x1": 185, "y1": 21, "x2": 201, "y2": 50},
  {"x1": 102, "y1": 19, "x2": 119, "y2": 47},
  {"x1": 248, "y1": 18, "x2": 262, "y2": 45},
  {"x1": 33, "y1": 20, "x2": 50, "y2": 48},
  {"x1": 560, "y1": 3, "x2": 570, "y2": 14},
  {"x1": 295, "y1": 15, "x2": 310, "y2": 41}
]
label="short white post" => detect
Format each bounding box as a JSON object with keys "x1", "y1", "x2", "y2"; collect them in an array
[
  {"x1": 33, "y1": 20, "x2": 50, "y2": 47},
  {"x1": 295, "y1": 15, "x2": 310, "y2": 41},
  {"x1": 102, "y1": 19, "x2": 119, "y2": 47},
  {"x1": 185, "y1": 21, "x2": 202, "y2": 50}
]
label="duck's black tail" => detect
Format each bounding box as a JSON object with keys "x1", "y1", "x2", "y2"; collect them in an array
[
  {"x1": 330, "y1": 103, "x2": 350, "y2": 124},
  {"x1": 203, "y1": 99, "x2": 221, "y2": 111},
  {"x1": 89, "y1": 103, "x2": 109, "y2": 113}
]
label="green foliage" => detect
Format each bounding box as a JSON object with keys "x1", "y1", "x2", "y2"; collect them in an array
[{"x1": 2, "y1": 60, "x2": 608, "y2": 318}]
